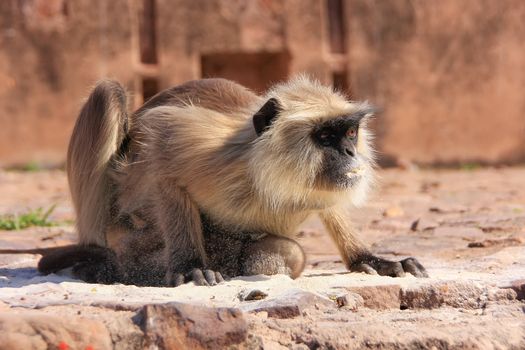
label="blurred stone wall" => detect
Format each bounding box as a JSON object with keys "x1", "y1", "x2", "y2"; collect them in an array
[
  {"x1": 0, "y1": 0, "x2": 524, "y2": 167},
  {"x1": 0, "y1": 0, "x2": 135, "y2": 166},
  {"x1": 347, "y1": 0, "x2": 525, "y2": 165}
]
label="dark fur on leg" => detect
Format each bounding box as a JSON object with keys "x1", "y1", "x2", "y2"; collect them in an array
[{"x1": 202, "y1": 214, "x2": 306, "y2": 280}]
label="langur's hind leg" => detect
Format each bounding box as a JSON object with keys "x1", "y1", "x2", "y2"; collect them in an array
[{"x1": 240, "y1": 235, "x2": 306, "y2": 279}]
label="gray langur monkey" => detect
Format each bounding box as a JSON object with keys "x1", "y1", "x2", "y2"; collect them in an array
[{"x1": 34, "y1": 77, "x2": 428, "y2": 286}]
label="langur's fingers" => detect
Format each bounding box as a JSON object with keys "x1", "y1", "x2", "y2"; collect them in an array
[
  {"x1": 401, "y1": 257, "x2": 429, "y2": 278},
  {"x1": 215, "y1": 271, "x2": 225, "y2": 283},
  {"x1": 203, "y1": 269, "x2": 217, "y2": 286},
  {"x1": 378, "y1": 261, "x2": 405, "y2": 277},
  {"x1": 173, "y1": 273, "x2": 185, "y2": 287},
  {"x1": 351, "y1": 263, "x2": 378, "y2": 275},
  {"x1": 166, "y1": 272, "x2": 185, "y2": 287},
  {"x1": 188, "y1": 268, "x2": 209, "y2": 286}
]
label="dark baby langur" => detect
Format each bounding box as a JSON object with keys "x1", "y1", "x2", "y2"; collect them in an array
[{"x1": 35, "y1": 77, "x2": 428, "y2": 286}]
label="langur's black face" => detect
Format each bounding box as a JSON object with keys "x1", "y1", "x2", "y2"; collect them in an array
[
  {"x1": 252, "y1": 98, "x2": 374, "y2": 192},
  {"x1": 312, "y1": 113, "x2": 369, "y2": 190}
]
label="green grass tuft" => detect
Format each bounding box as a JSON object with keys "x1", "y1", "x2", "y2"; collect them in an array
[
  {"x1": 460, "y1": 163, "x2": 480, "y2": 171},
  {"x1": 20, "y1": 161, "x2": 41, "y2": 172},
  {"x1": 5, "y1": 161, "x2": 42, "y2": 172},
  {"x1": 0, "y1": 205, "x2": 58, "y2": 230}
]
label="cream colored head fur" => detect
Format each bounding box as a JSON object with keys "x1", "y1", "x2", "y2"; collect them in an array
[{"x1": 247, "y1": 76, "x2": 376, "y2": 211}]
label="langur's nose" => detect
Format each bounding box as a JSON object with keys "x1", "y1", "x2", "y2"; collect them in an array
[{"x1": 345, "y1": 146, "x2": 355, "y2": 157}]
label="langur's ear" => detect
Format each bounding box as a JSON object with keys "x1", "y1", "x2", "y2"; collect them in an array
[
  {"x1": 352, "y1": 103, "x2": 380, "y2": 123},
  {"x1": 253, "y1": 98, "x2": 280, "y2": 136}
]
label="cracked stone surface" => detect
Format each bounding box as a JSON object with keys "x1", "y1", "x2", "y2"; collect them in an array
[{"x1": 0, "y1": 167, "x2": 524, "y2": 349}]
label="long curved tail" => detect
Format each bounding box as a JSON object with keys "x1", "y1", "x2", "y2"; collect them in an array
[{"x1": 67, "y1": 80, "x2": 128, "y2": 246}]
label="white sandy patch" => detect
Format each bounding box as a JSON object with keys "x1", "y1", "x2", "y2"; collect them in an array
[{"x1": 1, "y1": 248, "x2": 524, "y2": 311}]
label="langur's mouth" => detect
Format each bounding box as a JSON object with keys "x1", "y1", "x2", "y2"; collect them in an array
[{"x1": 346, "y1": 166, "x2": 364, "y2": 178}]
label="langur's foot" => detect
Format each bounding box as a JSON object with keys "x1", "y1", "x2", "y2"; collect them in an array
[
  {"x1": 350, "y1": 254, "x2": 428, "y2": 278},
  {"x1": 168, "y1": 268, "x2": 226, "y2": 287}
]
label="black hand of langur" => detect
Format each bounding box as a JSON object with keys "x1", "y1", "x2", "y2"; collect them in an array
[{"x1": 349, "y1": 254, "x2": 429, "y2": 278}]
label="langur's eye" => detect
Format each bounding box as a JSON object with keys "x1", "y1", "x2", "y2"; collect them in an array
[
  {"x1": 317, "y1": 129, "x2": 336, "y2": 146},
  {"x1": 347, "y1": 127, "x2": 357, "y2": 138},
  {"x1": 319, "y1": 130, "x2": 331, "y2": 139}
]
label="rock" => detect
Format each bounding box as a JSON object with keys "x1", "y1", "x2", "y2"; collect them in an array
[
  {"x1": 383, "y1": 206, "x2": 404, "y2": 218},
  {"x1": 487, "y1": 288, "x2": 517, "y2": 302},
  {"x1": 410, "y1": 219, "x2": 419, "y2": 231},
  {"x1": 254, "y1": 304, "x2": 300, "y2": 319},
  {"x1": 467, "y1": 237, "x2": 524, "y2": 248},
  {"x1": 429, "y1": 205, "x2": 468, "y2": 214},
  {"x1": 400, "y1": 284, "x2": 447, "y2": 309},
  {"x1": 410, "y1": 218, "x2": 439, "y2": 231},
  {"x1": 401, "y1": 281, "x2": 488, "y2": 309},
  {"x1": 0, "y1": 312, "x2": 112, "y2": 350},
  {"x1": 503, "y1": 279, "x2": 525, "y2": 301},
  {"x1": 140, "y1": 303, "x2": 247, "y2": 350},
  {"x1": 241, "y1": 289, "x2": 268, "y2": 301},
  {"x1": 335, "y1": 293, "x2": 364, "y2": 310},
  {"x1": 420, "y1": 181, "x2": 440, "y2": 193},
  {"x1": 346, "y1": 285, "x2": 401, "y2": 310},
  {"x1": 241, "y1": 289, "x2": 335, "y2": 318}
]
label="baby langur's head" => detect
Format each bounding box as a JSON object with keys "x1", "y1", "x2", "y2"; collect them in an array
[{"x1": 249, "y1": 76, "x2": 376, "y2": 208}]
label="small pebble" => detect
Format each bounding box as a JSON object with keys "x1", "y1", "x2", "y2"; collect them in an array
[{"x1": 242, "y1": 289, "x2": 268, "y2": 301}]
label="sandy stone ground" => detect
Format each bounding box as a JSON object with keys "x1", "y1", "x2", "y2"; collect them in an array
[{"x1": 0, "y1": 167, "x2": 524, "y2": 349}]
